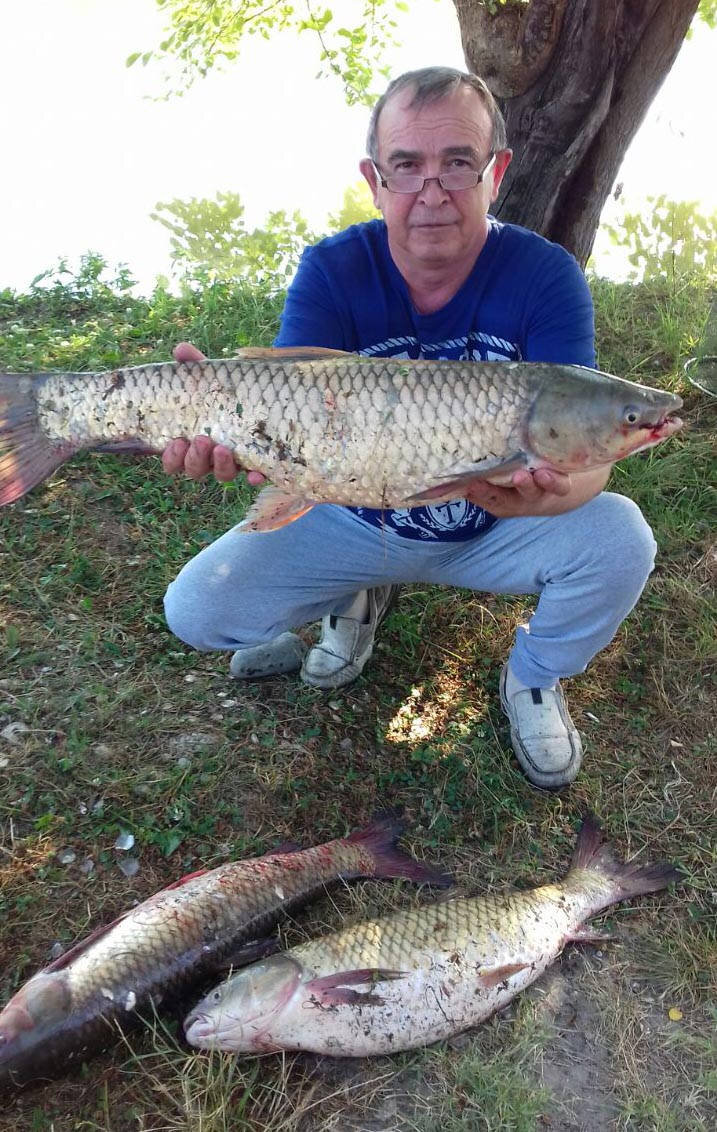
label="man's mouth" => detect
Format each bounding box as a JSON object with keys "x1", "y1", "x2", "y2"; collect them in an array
[{"x1": 411, "y1": 221, "x2": 455, "y2": 229}]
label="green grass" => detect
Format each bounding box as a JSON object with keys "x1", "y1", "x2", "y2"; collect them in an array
[{"x1": 0, "y1": 262, "x2": 715, "y2": 1130}]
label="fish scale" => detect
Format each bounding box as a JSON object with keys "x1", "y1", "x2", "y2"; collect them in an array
[{"x1": 1, "y1": 351, "x2": 683, "y2": 524}]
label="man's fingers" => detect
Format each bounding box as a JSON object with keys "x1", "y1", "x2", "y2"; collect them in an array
[
  {"x1": 531, "y1": 468, "x2": 572, "y2": 496},
  {"x1": 212, "y1": 445, "x2": 241, "y2": 482},
  {"x1": 464, "y1": 480, "x2": 511, "y2": 509},
  {"x1": 162, "y1": 438, "x2": 190, "y2": 474},
  {"x1": 246, "y1": 469, "x2": 267, "y2": 486},
  {"x1": 183, "y1": 436, "x2": 214, "y2": 479},
  {"x1": 173, "y1": 341, "x2": 207, "y2": 363}
]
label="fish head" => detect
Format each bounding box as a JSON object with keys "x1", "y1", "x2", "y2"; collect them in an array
[
  {"x1": 0, "y1": 972, "x2": 72, "y2": 1081},
  {"x1": 527, "y1": 368, "x2": 683, "y2": 470},
  {"x1": 184, "y1": 954, "x2": 302, "y2": 1053}
]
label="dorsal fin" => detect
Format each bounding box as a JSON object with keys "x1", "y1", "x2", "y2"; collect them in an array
[{"x1": 235, "y1": 346, "x2": 352, "y2": 360}]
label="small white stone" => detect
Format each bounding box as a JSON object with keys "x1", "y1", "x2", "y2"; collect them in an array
[{"x1": 124, "y1": 990, "x2": 137, "y2": 1011}]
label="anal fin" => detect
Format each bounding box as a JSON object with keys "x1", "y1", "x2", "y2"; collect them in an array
[
  {"x1": 564, "y1": 928, "x2": 615, "y2": 945},
  {"x1": 236, "y1": 486, "x2": 315, "y2": 533}
]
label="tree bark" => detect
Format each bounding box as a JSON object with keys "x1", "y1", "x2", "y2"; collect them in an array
[{"x1": 453, "y1": 0, "x2": 701, "y2": 266}]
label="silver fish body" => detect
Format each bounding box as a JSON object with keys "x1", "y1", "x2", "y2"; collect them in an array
[
  {"x1": 0, "y1": 351, "x2": 682, "y2": 529},
  {"x1": 185, "y1": 817, "x2": 680, "y2": 1057},
  {"x1": 0, "y1": 817, "x2": 449, "y2": 1086}
]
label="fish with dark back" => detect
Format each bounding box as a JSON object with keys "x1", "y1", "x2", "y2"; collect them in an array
[
  {"x1": 0, "y1": 816, "x2": 450, "y2": 1087},
  {"x1": 0, "y1": 348, "x2": 682, "y2": 530}
]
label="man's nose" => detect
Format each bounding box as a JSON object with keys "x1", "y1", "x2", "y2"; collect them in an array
[{"x1": 417, "y1": 176, "x2": 451, "y2": 203}]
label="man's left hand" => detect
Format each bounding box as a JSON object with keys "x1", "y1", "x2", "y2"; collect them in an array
[{"x1": 464, "y1": 466, "x2": 610, "y2": 518}]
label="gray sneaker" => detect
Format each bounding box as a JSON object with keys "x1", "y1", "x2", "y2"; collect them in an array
[
  {"x1": 499, "y1": 662, "x2": 583, "y2": 789},
  {"x1": 230, "y1": 632, "x2": 307, "y2": 679},
  {"x1": 301, "y1": 585, "x2": 400, "y2": 690}
]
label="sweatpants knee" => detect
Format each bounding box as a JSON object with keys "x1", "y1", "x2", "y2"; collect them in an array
[
  {"x1": 163, "y1": 574, "x2": 216, "y2": 651},
  {"x1": 587, "y1": 492, "x2": 657, "y2": 585}
]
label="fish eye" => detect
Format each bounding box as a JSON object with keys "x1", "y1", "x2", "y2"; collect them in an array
[
  {"x1": 211, "y1": 990, "x2": 222, "y2": 1003},
  {"x1": 623, "y1": 406, "x2": 642, "y2": 426}
]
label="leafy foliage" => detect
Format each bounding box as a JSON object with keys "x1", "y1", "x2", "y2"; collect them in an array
[
  {"x1": 327, "y1": 179, "x2": 381, "y2": 231},
  {"x1": 0, "y1": 253, "x2": 284, "y2": 373},
  {"x1": 152, "y1": 192, "x2": 320, "y2": 286},
  {"x1": 604, "y1": 196, "x2": 717, "y2": 283},
  {"x1": 131, "y1": 0, "x2": 408, "y2": 105}
]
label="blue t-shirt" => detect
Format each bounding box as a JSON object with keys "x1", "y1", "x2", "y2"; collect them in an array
[{"x1": 275, "y1": 218, "x2": 595, "y2": 541}]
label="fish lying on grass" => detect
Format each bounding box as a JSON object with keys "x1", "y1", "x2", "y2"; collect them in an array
[
  {"x1": 0, "y1": 816, "x2": 450, "y2": 1086},
  {"x1": 0, "y1": 348, "x2": 682, "y2": 531},
  {"x1": 185, "y1": 815, "x2": 680, "y2": 1057}
]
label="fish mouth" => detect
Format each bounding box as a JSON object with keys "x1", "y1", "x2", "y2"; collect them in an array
[
  {"x1": 185, "y1": 1012, "x2": 222, "y2": 1047},
  {"x1": 649, "y1": 414, "x2": 683, "y2": 439}
]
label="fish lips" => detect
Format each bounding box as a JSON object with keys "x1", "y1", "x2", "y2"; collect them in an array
[{"x1": 184, "y1": 1009, "x2": 225, "y2": 1049}]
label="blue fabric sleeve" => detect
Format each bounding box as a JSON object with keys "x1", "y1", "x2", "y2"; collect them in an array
[
  {"x1": 521, "y1": 246, "x2": 595, "y2": 367},
  {"x1": 275, "y1": 247, "x2": 347, "y2": 349}
]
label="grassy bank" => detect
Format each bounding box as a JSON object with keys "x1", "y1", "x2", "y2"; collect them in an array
[{"x1": 0, "y1": 264, "x2": 715, "y2": 1130}]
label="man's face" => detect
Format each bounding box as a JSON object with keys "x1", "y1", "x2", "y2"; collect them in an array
[{"x1": 361, "y1": 84, "x2": 511, "y2": 271}]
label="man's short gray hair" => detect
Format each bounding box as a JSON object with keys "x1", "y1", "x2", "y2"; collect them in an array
[{"x1": 366, "y1": 67, "x2": 508, "y2": 162}]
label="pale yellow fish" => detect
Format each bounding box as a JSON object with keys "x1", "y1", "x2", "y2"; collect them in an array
[
  {"x1": 0, "y1": 347, "x2": 682, "y2": 530},
  {"x1": 185, "y1": 816, "x2": 680, "y2": 1057}
]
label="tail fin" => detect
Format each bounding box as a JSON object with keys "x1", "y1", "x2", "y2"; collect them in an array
[
  {"x1": 345, "y1": 813, "x2": 453, "y2": 889},
  {"x1": 570, "y1": 813, "x2": 682, "y2": 899},
  {"x1": 0, "y1": 374, "x2": 76, "y2": 506}
]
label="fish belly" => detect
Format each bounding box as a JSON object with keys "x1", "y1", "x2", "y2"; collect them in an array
[{"x1": 262, "y1": 948, "x2": 556, "y2": 1056}]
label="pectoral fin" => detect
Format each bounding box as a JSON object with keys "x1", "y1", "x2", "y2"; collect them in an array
[
  {"x1": 404, "y1": 453, "x2": 533, "y2": 504},
  {"x1": 306, "y1": 968, "x2": 407, "y2": 1007},
  {"x1": 236, "y1": 486, "x2": 315, "y2": 533},
  {"x1": 477, "y1": 962, "x2": 530, "y2": 988}
]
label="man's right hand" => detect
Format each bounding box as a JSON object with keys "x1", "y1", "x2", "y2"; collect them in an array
[{"x1": 162, "y1": 342, "x2": 266, "y2": 485}]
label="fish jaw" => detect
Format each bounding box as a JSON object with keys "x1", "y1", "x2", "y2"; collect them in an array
[{"x1": 526, "y1": 368, "x2": 683, "y2": 471}]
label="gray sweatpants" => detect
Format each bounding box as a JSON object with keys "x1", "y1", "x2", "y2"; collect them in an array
[{"x1": 163, "y1": 492, "x2": 656, "y2": 688}]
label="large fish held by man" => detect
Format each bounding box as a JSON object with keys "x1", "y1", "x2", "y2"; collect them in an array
[
  {"x1": 0, "y1": 348, "x2": 682, "y2": 531},
  {"x1": 0, "y1": 816, "x2": 450, "y2": 1086},
  {"x1": 184, "y1": 816, "x2": 680, "y2": 1057}
]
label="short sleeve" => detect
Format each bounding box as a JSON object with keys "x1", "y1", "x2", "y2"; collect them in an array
[
  {"x1": 274, "y1": 247, "x2": 347, "y2": 349},
  {"x1": 522, "y1": 248, "x2": 596, "y2": 367}
]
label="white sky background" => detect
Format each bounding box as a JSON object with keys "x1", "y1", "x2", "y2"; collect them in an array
[{"x1": 2, "y1": 0, "x2": 715, "y2": 294}]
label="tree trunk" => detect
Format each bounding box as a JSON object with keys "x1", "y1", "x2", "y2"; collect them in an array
[{"x1": 452, "y1": 0, "x2": 700, "y2": 266}]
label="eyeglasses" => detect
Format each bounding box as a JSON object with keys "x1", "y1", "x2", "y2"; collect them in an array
[{"x1": 373, "y1": 151, "x2": 496, "y2": 194}]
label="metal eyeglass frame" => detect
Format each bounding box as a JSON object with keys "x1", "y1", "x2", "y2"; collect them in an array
[{"x1": 372, "y1": 151, "x2": 497, "y2": 194}]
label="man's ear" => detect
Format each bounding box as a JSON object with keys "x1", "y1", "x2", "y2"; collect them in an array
[
  {"x1": 490, "y1": 149, "x2": 513, "y2": 203},
  {"x1": 360, "y1": 158, "x2": 382, "y2": 210}
]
